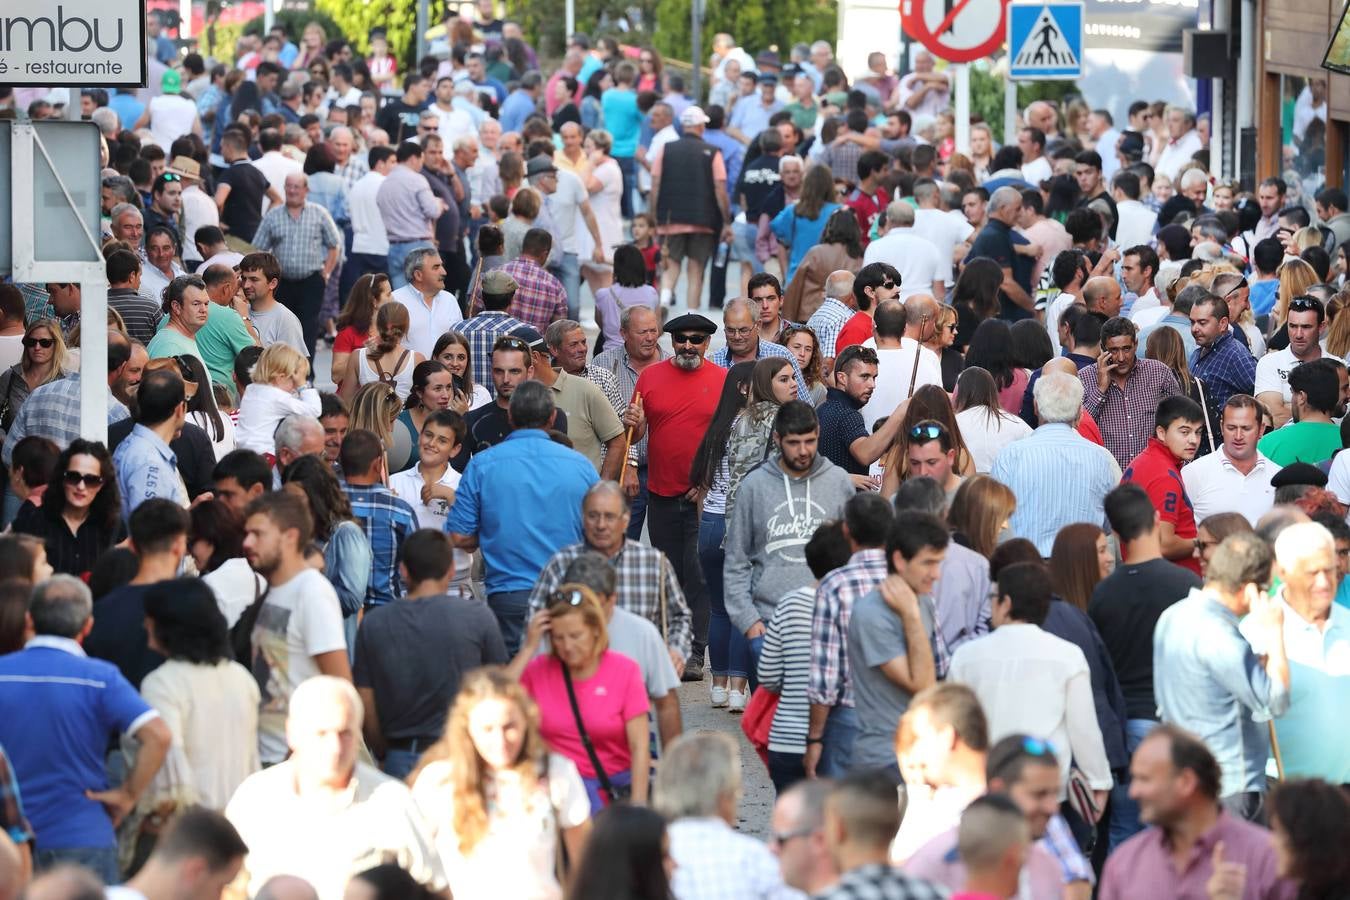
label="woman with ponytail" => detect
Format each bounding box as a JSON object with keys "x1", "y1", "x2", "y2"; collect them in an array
[{"x1": 339, "y1": 301, "x2": 424, "y2": 403}]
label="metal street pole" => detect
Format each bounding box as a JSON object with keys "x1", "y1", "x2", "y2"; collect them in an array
[
  {"x1": 264, "y1": 0, "x2": 275, "y2": 33},
  {"x1": 566, "y1": 0, "x2": 576, "y2": 44},
  {"x1": 417, "y1": 0, "x2": 429, "y2": 63},
  {"x1": 691, "y1": 0, "x2": 703, "y2": 102},
  {"x1": 954, "y1": 64, "x2": 970, "y2": 155}
]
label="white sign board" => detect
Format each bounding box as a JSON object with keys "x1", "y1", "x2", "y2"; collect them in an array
[{"x1": 0, "y1": 0, "x2": 147, "y2": 87}]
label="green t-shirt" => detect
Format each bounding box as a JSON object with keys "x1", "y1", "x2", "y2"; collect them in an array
[
  {"x1": 784, "y1": 101, "x2": 819, "y2": 132},
  {"x1": 145, "y1": 326, "x2": 204, "y2": 370},
  {"x1": 1256, "y1": 420, "x2": 1342, "y2": 466},
  {"x1": 193, "y1": 303, "x2": 256, "y2": 399}
]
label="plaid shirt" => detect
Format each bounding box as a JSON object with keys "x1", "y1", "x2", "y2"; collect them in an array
[
  {"x1": 809, "y1": 548, "x2": 887, "y2": 708},
  {"x1": 250, "y1": 201, "x2": 343, "y2": 280},
  {"x1": 1189, "y1": 331, "x2": 1257, "y2": 411},
  {"x1": 1079, "y1": 357, "x2": 1181, "y2": 469},
  {"x1": 592, "y1": 346, "x2": 670, "y2": 464},
  {"x1": 336, "y1": 155, "x2": 370, "y2": 193},
  {"x1": 708, "y1": 339, "x2": 811, "y2": 402},
  {"x1": 1, "y1": 374, "x2": 130, "y2": 467},
  {"x1": 343, "y1": 482, "x2": 418, "y2": 606},
  {"x1": 527, "y1": 539, "x2": 692, "y2": 658},
  {"x1": 667, "y1": 818, "x2": 803, "y2": 900},
  {"x1": 816, "y1": 864, "x2": 949, "y2": 900},
  {"x1": 805, "y1": 296, "x2": 856, "y2": 359},
  {"x1": 451, "y1": 310, "x2": 529, "y2": 394},
  {"x1": 0, "y1": 743, "x2": 33, "y2": 847},
  {"x1": 18, "y1": 283, "x2": 55, "y2": 323},
  {"x1": 468, "y1": 257, "x2": 568, "y2": 332}
]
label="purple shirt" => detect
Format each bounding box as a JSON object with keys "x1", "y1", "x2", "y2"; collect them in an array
[{"x1": 1099, "y1": 811, "x2": 1296, "y2": 900}]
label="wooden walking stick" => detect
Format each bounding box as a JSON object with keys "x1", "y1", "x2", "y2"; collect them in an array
[
  {"x1": 619, "y1": 392, "x2": 643, "y2": 489},
  {"x1": 907, "y1": 314, "x2": 931, "y2": 399}
]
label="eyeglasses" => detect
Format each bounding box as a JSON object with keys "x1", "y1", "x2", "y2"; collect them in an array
[
  {"x1": 1221, "y1": 277, "x2": 1249, "y2": 297},
  {"x1": 672, "y1": 332, "x2": 708, "y2": 345},
  {"x1": 724, "y1": 326, "x2": 755, "y2": 337},
  {"x1": 22, "y1": 337, "x2": 54, "y2": 349},
  {"x1": 1020, "y1": 736, "x2": 1052, "y2": 756},
  {"x1": 942, "y1": 323, "x2": 958, "y2": 333},
  {"x1": 769, "y1": 826, "x2": 817, "y2": 846},
  {"x1": 64, "y1": 471, "x2": 105, "y2": 488},
  {"x1": 549, "y1": 589, "x2": 586, "y2": 608},
  {"x1": 908, "y1": 421, "x2": 948, "y2": 441},
  {"x1": 494, "y1": 337, "x2": 531, "y2": 353}
]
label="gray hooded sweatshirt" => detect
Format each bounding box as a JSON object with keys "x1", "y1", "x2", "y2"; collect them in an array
[{"x1": 723, "y1": 452, "x2": 856, "y2": 634}]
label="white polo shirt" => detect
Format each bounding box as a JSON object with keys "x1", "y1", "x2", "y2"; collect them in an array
[
  {"x1": 1254, "y1": 344, "x2": 1326, "y2": 407},
  {"x1": 1180, "y1": 447, "x2": 1277, "y2": 526},
  {"x1": 392, "y1": 284, "x2": 464, "y2": 358}
]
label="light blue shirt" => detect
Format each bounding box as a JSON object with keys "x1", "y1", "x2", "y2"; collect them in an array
[
  {"x1": 1154, "y1": 588, "x2": 1290, "y2": 796},
  {"x1": 989, "y1": 423, "x2": 1117, "y2": 557},
  {"x1": 708, "y1": 339, "x2": 811, "y2": 403},
  {"x1": 112, "y1": 423, "x2": 186, "y2": 521},
  {"x1": 1137, "y1": 313, "x2": 1198, "y2": 360},
  {"x1": 729, "y1": 95, "x2": 784, "y2": 142},
  {"x1": 446, "y1": 429, "x2": 599, "y2": 594},
  {"x1": 601, "y1": 88, "x2": 643, "y2": 158},
  {"x1": 499, "y1": 89, "x2": 537, "y2": 135},
  {"x1": 703, "y1": 129, "x2": 745, "y2": 214}
]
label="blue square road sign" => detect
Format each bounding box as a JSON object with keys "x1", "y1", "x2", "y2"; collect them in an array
[{"x1": 1008, "y1": 1, "x2": 1083, "y2": 80}]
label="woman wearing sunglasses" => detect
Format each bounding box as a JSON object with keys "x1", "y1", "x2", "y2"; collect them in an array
[
  {"x1": 0, "y1": 319, "x2": 69, "y2": 449},
  {"x1": 13, "y1": 440, "x2": 123, "y2": 580},
  {"x1": 510, "y1": 585, "x2": 650, "y2": 812}
]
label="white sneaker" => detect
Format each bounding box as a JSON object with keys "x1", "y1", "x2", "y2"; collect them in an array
[
  {"x1": 710, "y1": 685, "x2": 729, "y2": 707},
  {"x1": 727, "y1": 689, "x2": 749, "y2": 713}
]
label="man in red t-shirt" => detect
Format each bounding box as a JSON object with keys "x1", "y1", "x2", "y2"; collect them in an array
[
  {"x1": 845, "y1": 151, "x2": 893, "y2": 245},
  {"x1": 634, "y1": 312, "x2": 727, "y2": 678},
  {"x1": 835, "y1": 261, "x2": 902, "y2": 352},
  {"x1": 1122, "y1": 395, "x2": 1205, "y2": 575}
]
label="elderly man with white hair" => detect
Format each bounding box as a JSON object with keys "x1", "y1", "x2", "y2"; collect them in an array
[
  {"x1": 990, "y1": 370, "x2": 1120, "y2": 555},
  {"x1": 1240, "y1": 522, "x2": 1350, "y2": 784},
  {"x1": 655, "y1": 732, "x2": 799, "y2": 899},
  {"x1": 964, "y1": 186, "x2": 1035, "y2": 320},
  {"x1": 110, "y1": 202, "x2": 146, "y2": 247},
  {"x1": 805, "y1": 270, "x2": 860, "y2": 364},
  {"x1": 225, "y1": 676, "x2": 447, "y2": 900}
]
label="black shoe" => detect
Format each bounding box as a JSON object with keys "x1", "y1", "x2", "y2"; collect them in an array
[{"x1": 681, "y1": 656, "x2": 705, "y2": 682}]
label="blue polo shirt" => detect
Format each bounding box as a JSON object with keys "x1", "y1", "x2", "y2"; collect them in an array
[
  {"x1": 446, "y1": 429, "x2": 599, "y2": 594},
  {"x1": 0, "y1": 637, "x2": 157, "y2": 850}
]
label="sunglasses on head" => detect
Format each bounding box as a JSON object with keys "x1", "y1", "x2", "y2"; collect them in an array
[
  {"x1": 171, "y1": 355, "x2": 198, "y2": 383},
  {"x1": 908, "y1": 421, "x2": 947, "y2": 441},
  {"x1": 160, "y1": 173, "x2": 182, "y2": 183},
  {"x1": 549, "y1": 588, "x2": 586, "y2": 608},
  {"x1": 672, "y1": 332, "x2": 708, "y2": 345},
  {"x1": 22, "y1": 337, "x2": 54, "y2": 349},
  {"x1": 64, "y1": 471, "x2": 105, "y2": 488},
  {"x1": 496, "y1": 337, "x2": 531, "y2": 353},
  {"x1": 1289, "y1": 296, "x2": 1324, "y2": 314}
]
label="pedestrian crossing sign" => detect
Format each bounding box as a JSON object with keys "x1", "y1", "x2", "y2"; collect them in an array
[{"x1": 1008, "y1": 1, "x2": 1084, "y2": 80}]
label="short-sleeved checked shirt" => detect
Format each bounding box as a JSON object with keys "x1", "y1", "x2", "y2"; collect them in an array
[
  {"x1": 450, "y1": 310, "x2": 529, "y2": 393},
  {"x1": 591, "y1": 346, "x2": 670, "y2": 464},
  {"x1": 708, "y1": 339, "x2": 811, "y2": 402},
  {"x1": 809, "y1": 548, "x2": 888, "y2": 708},
  {"x1": 1079, "y1": 357, "x2": 1180, "y2": 469},
  {"x1": 1, "y1": 374, "x2": 130, "y2": 467},
  {"x1": 0, "y1": 743, "x2": 33, "y2": 847},
  {"x1": 816, "y1": 864, "x2": 949, "y2": 900},
  {"x1": 336, "y1": 155, "x2": 370, "y2": 193},
  {"x1": 527, "y1": 539, "x2": 692, "y2": 658},
  {"x1": 468, "y1": 257, "x2": 568, "y2": 332},
  {"x1": 343, "y1": 483, "x2": 418, "y2": 606},
  {"x1": 1190, "y1": 331, "x2": 1257, "y2": 410},
  {"x1": 249, "y1": 201, "x2": 343, "y2": 280},
  {"x1": 805, "y1": 296, "x2": 857, "y2": 359}
]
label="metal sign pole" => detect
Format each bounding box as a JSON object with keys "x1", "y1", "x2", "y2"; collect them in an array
[{"x1": 954, "y1": 64, "x2": 971, "y2": 155}]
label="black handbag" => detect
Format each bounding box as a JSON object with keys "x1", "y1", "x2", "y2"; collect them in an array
[
  {"x1": 561, "y1": 665, "x2": 631, "y2": 805},
  {"x1": 229, "y1": 577, "x2": 269, "y2": 667}
]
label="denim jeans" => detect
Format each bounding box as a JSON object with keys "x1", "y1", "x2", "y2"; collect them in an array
[
  {"x1": 698, "y1": 510, "x2": 751, "y2": 678},
  {"x1": 1108, "y1": 718, "x2": 1157, "y2": 850},
  {"x1": 36, "y1": 847, "x2": 119, "y2": 884},
  {"x1": 626, "y1": 465, "x2": 649, "y2": 540},
  {"x1": 487, "y1": 589, "x2": 532, "y2": 657},
  {"x1": 615, "y1": 156, "x2": 636, "y2": 219},
  {"x1": 818, "y1": 705, "x2": 860, "y2": 778},
  {"x1": 342, "y1": 613, "x2": 358, "y2": 664},
  {"x1": 768, "y1": 750, "x2": 806, "y2": 794},
  {"x1": 580, "y1": 768, "x2": 633, "y2": 814},
  {"x1": 647, "y1": 493, "x2": 707, "y2": 660},
  {"x1": 382, "y1": 749, "x2": 422, "y2": 780},
  {"x1": 387, "y1": 240, "x2": 434, "y2": 290},
  {"x1": 550, "y1": 252, "x2": 582, "y2": 321}
]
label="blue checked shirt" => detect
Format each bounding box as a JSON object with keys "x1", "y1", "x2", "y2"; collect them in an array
[
  {"x1": 450, "y1": 311, "x2": 529, "y2": 396},
  {"x1": 809, "y1": 548, "x2": 888, "y2": 709},
  {"x1": 708, "y1": 339, "x2": 811, "y2": 402},
  {"x1": 805, "y1": 296, "x2": 856, "y2": 359},
  {"x1": 592, "y1": 346, "x2": 670, "y2": 464},
  {"x1": 249, "y1": 201, "x2": 343, "y2": 280},
  {"x1": 1, "y1": 374, "x2": 130, "y2": 467},
  {"x1": 343, "y1": 482, "x2": 418, "y2": 606},
  {"x1": 1189, "y1": 331, "x2": 1257, "y2": 410}
]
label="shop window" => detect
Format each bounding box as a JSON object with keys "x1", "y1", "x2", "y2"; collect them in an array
[{"x1": 1280, "y1": 74, "x2": 1328, "y2": 202}]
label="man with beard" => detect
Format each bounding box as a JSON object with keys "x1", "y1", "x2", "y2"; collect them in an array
[
  {"x1": 635, "y1": 313, "x2": 726, "y2": 679},
  {"x1": 723, "y1": 401, "x2": 855, "y2": 661},
  {"x1": 816, "y1": 342, "x2": 910, "y2": 485},
  {"x1": 242, "y1": 490, "x2": 351, "y2": 766}
]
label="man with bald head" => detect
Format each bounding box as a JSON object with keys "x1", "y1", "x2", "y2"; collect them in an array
[
  {"x1": 860, "y1": 297, "x2": 943, "y2": 430},
  {"x1": 710, "y1": 298, "x2": 811, "y2": 400},
  {"x1": 196, "y1": 264, "x2": 260, "y2": 396},
  {"x1": 806, "y1": 271, "x2": 861, "y2": 366},
  {"x1": 1025, "y1": 100, "x2": 1060, "y2": 140},
  {"x1": 256, "y1": 875, "x2": 319, "y2": 900},
  {"x1": 863, "y1": 202, "x2": 944, "y2": 300},
  {"x1": 1083, "y1": 275, "x2": 1123, "y2": 318}
]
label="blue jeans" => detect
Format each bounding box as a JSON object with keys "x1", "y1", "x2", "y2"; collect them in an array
[
  {"x1": 1109, "y1": 718, "x2": 1156, "y2": 850},
  {"x1": 580, "y1": 768, "x2": 633, "y2": 813},
  {"x1": 387, "y1": 240, "x2": 434, "y2": 290},
  {"x1": 488, "y1": 589, "x2": 532, "y2": 657},
  {"x1": 343, "y1": 614, "x2": 358, "y2": 664},
  {"x1": 382, "y1": 749, "x2": 421, "y2": 780},
  {"x1": 615, "y1": 156, "x2": 636, "y2": 219},
  {"x1": 36, "y1": 847, "x2": 119, "y2": 884},
  {"x1": 699, "y1": 510, "x2": 751, "y2": 678},
  {"x1": 550, "y1": 252, "x2": 582, "y2": 321},
  {"x1": 626, "y1": 464, "x2": 649, "y2": 540},
  {"x1": 818, "y1": 705, "x2": 860, "y2": 778},
  {"x1": 732, "y1": 221, "x2": 764, "y2": 272}
]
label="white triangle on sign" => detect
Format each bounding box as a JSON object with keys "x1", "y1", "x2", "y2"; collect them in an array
[{"x1": 1013, "y1": 8, "x2": 1078, "y2": 68}]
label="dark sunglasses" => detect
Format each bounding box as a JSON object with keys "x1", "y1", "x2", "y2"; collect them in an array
[
  {"x1": 1289, "y1": 296, "x2": 1324, "y2": 314},
  {"x1": 879, "y1": 279, "x2": 897, "y2": 290},
  {"x1": 22, "y1": 337, "x2": 54, "y2": 349},
  {"x1": 160, "y1": 173, "x2": 182, "y2": 183},
  {"x1": 672, "y1": 332, "x2": 708, "y2": 345},
  {"x1": 495, "y1": 337, "x2": 531, "y2": 353},
  {"x1": 64, "y1": 471, "x2": 105, "y2": 488},
  {"x1": 549, "y1": 588, "x2": 586, "y2": 608},
  {"x1": 908, "y1": 421, "x2": 947, "y2": 441}
]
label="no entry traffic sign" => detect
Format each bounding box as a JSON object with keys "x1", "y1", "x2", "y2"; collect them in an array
[{"x1": 901, "y1": 0, "x2": 1009, "y2": 63}]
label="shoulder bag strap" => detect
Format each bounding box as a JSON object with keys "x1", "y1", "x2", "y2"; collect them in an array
[
  {"x1": 560, "y1": 665, "x2": 616, "y2": 801},
  {"x1": 1194, "y1": 376, "x2": 1216, "y2": 454}
]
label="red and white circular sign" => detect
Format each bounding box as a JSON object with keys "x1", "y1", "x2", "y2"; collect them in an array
[{"x1": 900, "y1": 0, "x2": 1008, "y2": 63}]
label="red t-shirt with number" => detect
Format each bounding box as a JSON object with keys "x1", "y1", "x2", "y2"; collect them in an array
[{"x1": 1123, "y1": 437, "x2": 1201, "y2": 575}]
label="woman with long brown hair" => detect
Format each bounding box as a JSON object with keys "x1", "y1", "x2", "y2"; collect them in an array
[
  {"x1": 340, "y1": 302, "x2": 424, "y2": 403},
  {"x1": 1146, "y1": 324, "x2": 1216, "y2": 456},
  {"x1": 781, "y1": 208, "x2": 864, "y2": 322},
  {"x1": 332, "y1": 273, "x2": 391, "y2": 387},
  {"x1": 1325, "y1": 288, "x2": 1350, "y2": 358},
  {"x1": 770, "y1": 164, "x2": 842, "y2": 282},
  {"x1": 1049, "y1": 523, "x2": 1113, "y2": 611},
  {"x1": 947, "y1": 475, "x2": 1016, "y2": 558},
  {"x1": 411, "y1": 667, "x2": 592, "y2": 900},
  {"x1": 780, "y1": 326, "x2": 827, "y2": 406}
]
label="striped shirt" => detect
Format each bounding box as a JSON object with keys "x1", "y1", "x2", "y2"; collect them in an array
[
  {"x1": 758, "y1": 586, "x2": 815, "y2": 754},
  {"x1": 989, "y1": 423, "x2": 1118, "y2": 557}
]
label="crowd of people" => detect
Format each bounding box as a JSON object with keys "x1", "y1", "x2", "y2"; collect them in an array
[{"x1": 1, "y1": 2, "x2": 1350, "y2": 900}]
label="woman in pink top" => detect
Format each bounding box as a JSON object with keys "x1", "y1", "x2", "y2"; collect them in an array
[{"x1": 515, "y1": 585, "x2": 650, "y2": 812}]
